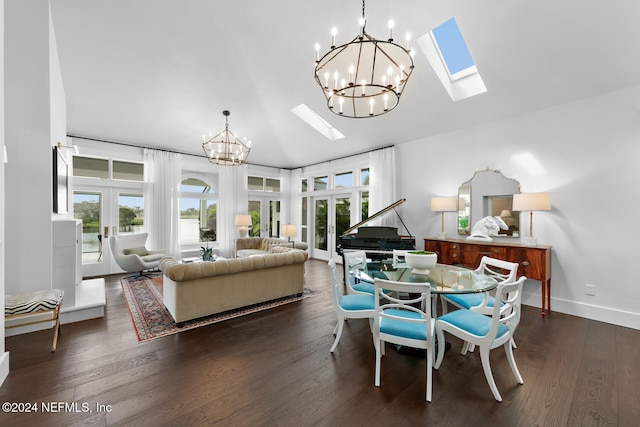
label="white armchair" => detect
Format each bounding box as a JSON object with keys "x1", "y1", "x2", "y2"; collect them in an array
[{"x1": 109, "y1": 233, "x2": 165, "y2": 277}]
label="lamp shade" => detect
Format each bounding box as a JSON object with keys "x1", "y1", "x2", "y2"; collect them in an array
[
  {"x1": 431, "y1": 197, "x2": 457, "y2": 212},
  {"x1": 500, "y1": 210, "x2": 512, "y2": 217},
  {"x1": 234, "y1": 214, "x2": 252, "y2": 226},
  {"x1": 281, "y1": 224, "x2": 297, "y2": 238},
  {"x1": 512, "y1": 192, "x2": 551, "y2": 211}
]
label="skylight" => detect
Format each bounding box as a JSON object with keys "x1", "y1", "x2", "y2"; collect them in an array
[
  {"x1": 417, "y1": 17, "x2": 487, "y2": 101},
  {"x1": 291, "y1": 104, "x2": 345, "y2": 141},
  {"x1": 431, "y1": 17, "x2": 477, "y2": 80}
]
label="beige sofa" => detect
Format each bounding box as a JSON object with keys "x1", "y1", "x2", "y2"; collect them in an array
[
  {"x1": 159, "y1": 250, "x2": 308, "y2": 324},
  {"x1": 235, "y1": 237, "x2": 309, "y2": 258}
]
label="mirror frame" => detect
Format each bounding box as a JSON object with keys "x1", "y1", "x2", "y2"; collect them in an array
[{"x1": 457, "y1": 169, "x2": 521, "y2": 237}]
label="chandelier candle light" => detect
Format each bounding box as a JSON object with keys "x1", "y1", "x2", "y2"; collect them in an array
[
  {"x1": 202, "y1": 110, "x2": 251, "y2": 166},
  {"x1": 314, "y1": 0, "x2": 415, "y2": 118}
]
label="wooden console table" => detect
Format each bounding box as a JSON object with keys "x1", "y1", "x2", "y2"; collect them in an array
[{"x1": 424, "y1": 238, "x2": 552, "y2": 317}]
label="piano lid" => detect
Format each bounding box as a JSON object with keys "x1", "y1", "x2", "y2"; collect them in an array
[{"x1": 341, "y1": 198, "x2": 413, "y2": 238}]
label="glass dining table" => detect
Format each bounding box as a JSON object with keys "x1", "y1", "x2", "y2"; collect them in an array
[{"x1": 350, "y1": 260, "x2": 498, "y2": 295}]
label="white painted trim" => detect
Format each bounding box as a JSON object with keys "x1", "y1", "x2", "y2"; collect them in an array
[{"x1": 0, "y1": 352, "x2": 9, "y2": 388}]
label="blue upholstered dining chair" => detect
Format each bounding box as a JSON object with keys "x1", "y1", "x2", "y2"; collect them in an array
[
  {"x1": 440, "y1": 256, "x2": 519, "y2": 315},
  {"x1": 342, "y1": 250, "x2": 376, "y2": 295},
  {"x1": 434, "y1": 276, "x2": 526, "y2": 402},
  {"x1": 328, "y1": 259, "x2": 376, "y2": 353},
  {"x1": 373, "y1": 277, "x2": 435, "y2": 402}
]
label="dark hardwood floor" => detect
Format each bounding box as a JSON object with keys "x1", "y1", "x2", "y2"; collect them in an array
[{"x1": 2, "y1": 258, "x2": 639, "y2": 426}]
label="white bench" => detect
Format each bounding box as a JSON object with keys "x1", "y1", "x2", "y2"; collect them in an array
[{"x1": 5, "y1": 289, "x2": 64, "y2": 352}]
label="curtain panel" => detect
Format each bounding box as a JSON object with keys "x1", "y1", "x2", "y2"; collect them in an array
[{"x1": 143, "y1": 149, "x2": 182, "y2": 257}]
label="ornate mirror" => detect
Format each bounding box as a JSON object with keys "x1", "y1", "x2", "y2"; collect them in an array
[{"x1": 457, "y1": 170, "x2": 521, "y2": 237}]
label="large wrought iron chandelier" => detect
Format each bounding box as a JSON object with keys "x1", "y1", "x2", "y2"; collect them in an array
[
  {"x1": 314, "y1": 0, "x2": 415, "y2": 118},
  {"x1": 202, "y1": 110, "x2": 251, "y2": 166}
]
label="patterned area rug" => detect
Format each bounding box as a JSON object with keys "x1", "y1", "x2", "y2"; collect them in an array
[{"x1": 121, "y1": 273, "x2": 321, "y2": 342}]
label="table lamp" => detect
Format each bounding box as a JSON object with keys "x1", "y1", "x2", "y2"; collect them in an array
[
  {"x1": 431, "y1": 197, "x2": 458, "y2": 240},
  {"x1": 512, "y1": 192, "x2": 550, "y2": 246},
  {"x1": 235, "y1": 214, "x2": 252, "y2": 238},
  {"x1": 281, "y1": 224, "x2": 297, "y2": 246}
]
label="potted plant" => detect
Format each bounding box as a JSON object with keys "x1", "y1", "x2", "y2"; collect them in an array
[{"x1": 201, "y1": 244, "x2": 213, "y2": 261}]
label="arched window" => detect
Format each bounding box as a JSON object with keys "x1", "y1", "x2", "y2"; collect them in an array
[{"x1": 180, "y1": 176, "x2": 218, "y2": 245}]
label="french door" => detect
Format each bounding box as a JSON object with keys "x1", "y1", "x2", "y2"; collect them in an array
[
  {"x1": 73, "y1": 186, "x2": 144, "y2": 276},
  {"x1": 311, "y1": 194, "x2": 351, "y2": 262},
  {"x1": 247, "y1": 197, "x2": 281, "y2": 238}
]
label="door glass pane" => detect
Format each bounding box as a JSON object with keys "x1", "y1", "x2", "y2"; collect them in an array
[
  {"x1": 180, "y1": 198, "x2": 200, "y2": 244},
  {"x1": 361, "y1": 191, "x2": 369, "y2": 221},
  {"x1": 315, "y1": 199, "x2": 328, "y2": 251},
  {"x1": 269, "y1": 200, "x2": 281, "y2": 237},
  {"x1": 301, "y1": 179, "x2": 307, "y2": 192},
  {"x1": 201, "y1": 200, "x2": 217, "y2": 242},
  {"x1": 113, "y1": 161, "x2": 144, "y2": 181},
  {"x1": 73, "y1": 191, "x2": 102, "y2": 264},
  {"x1": 335, "y1": 197, "x2": 351, "y2": 238},
  {"x1": 119, "y1": 194, "x2": 144, "y2": 234},
  {"x1": 248, "y1": 200, "x2": 261, "y2": 237},
  {"x1": 301, "y1": 197, "x2": 308, "y2": 242},
  {"x1": 73, "y1": 157, "x2": 109, "y2": 179}
]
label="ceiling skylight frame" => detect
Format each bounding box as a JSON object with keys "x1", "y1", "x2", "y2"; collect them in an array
[{"x1": 291, "y1": 104, "x2": 345, "y2": 141}]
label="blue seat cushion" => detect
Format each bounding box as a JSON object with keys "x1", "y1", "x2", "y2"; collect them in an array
[
  {"x1": 445, "y1": 293, "x2": 501, "y2": 310},
  {"x1": 352, "y1": 281, "x2": 375, "y2": 294},
  {"x1": 380, "y1": 309, "x2": 427, "y2": 341},
  {"x1": 339, "y1": 294, "x2": 375, "y2": 311},
  {"x1": 437, "y1": 309, "x2": 509, "y2": 339}
]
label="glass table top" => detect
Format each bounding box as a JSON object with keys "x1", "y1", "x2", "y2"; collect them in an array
[{"x1": 350, "y1": 261, "x2": 498, "y2": 294}]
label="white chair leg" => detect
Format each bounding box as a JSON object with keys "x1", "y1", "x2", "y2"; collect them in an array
[
  {"x1": 425, "y1": 348, "x2": 433, "y2": 402},
  {"x1": 375, "y1": 340, "x2": 382, "y2": 387},
  {"x1": 460, "y1": 341, "x2": 470, "y2": 355},
  {"x1": 440, "y1": 295, "x2": 449, "y2": 315},
  {"x1": 330, "y1": 317, "x2": 345, "y2": 353},
  {"x1": 510, "y1": 337, "x2": 517, "y2": 349},
  {"x1": 504, "y1": 341, "x2": 524, "y2": 384},
  {"x1": 479, "y1": 346, "x2": 502, "y2": 402},
  {"x1": 434, "y1": 328, "x2": 446, "y2": 369}
]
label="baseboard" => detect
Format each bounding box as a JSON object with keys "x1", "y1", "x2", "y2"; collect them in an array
[
  {"x1": 522, "y1": 291, "x2": 640, "y2": 330},
  {"x1": 0, "y1": 352, "x2": 9, "y2": 388}
]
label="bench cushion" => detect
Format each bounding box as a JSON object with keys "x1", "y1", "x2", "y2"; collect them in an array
[{"x1": 5, "y1": 289, "x2": 64, "y2": 316}]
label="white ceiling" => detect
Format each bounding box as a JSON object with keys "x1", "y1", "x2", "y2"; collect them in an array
[{"x1": 50, "y1": 0, "x2": 640, "y2": 169}]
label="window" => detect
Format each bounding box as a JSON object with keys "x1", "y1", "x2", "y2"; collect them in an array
[
  {"x1": 301, "y1": 178, "x2": 307, "y2": 192},
  {"x1": 72, "y1": 156, "x2": 144, "y2": 181},
  {"x1": 248, "y1": 176, "x2": 263, "y2": 191},
  {"x1": 314, "y1": 176, "x2": 328, "y2": 191},
  {"x1": 73, "y1": 192, "x2": 102, "y2": 263},
  {"x1": 73, "y1": 157, "x2": 109, "y2": 179},
  {"x1": 113, "y1": 160, "x2": 144, "y2": 181},
  {"x1": 431, "y1": 17, "x2": 477, "y2": 80},
  {"x1": 180, "y1": 177, "x2": 217, "y2": 244},
  {"x1": 334, "y1": 171, "x2": 353, "y2": 189},
  {"x1": 248, "y1": 176, "x2": 281, "y2": 192},
  {"x1": 360, "y1": 168, "x2": 370, "y2": 186},
  {"x1": 301, "y1": 196, "x2": 308, "y2": 242}
]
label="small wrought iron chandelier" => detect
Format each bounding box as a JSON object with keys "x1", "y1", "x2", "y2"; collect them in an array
[
  {"x1": 314, "y1": 0, "x2": 415, "y2": 118},
  {"x1": 202, "y1": 110, "x2": 251, "y2": 166}
]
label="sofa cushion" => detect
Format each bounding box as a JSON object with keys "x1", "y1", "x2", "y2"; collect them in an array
[{"x1": 236, "y1": 249, "x2": 270, "y2": 257}]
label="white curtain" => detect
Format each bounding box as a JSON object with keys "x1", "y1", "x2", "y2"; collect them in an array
[
  {"x1": 369, "y1": 146, "x2": 397, "y2": 227},
  {"x1": 143, "y1": 148, "x2": 182, "y2": 257},
  {"x1": 218, "y1": 164, "x2": 248, "y2": 257},
  {"x1": 288, "y1": 168, "x2": 303, "y2": 232}
]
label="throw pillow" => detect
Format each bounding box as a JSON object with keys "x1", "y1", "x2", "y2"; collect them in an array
[{"x1": 123, "y1": 246, "x2": 149, "y2": 256}]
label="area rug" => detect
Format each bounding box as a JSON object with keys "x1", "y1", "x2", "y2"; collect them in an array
[{"x1": 121, "y1": 272, "x2": 321, "y2": 343}]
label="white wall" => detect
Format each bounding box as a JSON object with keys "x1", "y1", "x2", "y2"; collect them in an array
[
  {"x1": 0, "y1": 0, "x2": 9, "y2": 387},
  {"x1": 397, "y1": 85, "x2": 640, "y2": 329}
]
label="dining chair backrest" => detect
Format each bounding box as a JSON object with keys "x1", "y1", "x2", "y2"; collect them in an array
[
  {"x1": 328, "y1": 258, "x2": 343, "y2": 310},
  {"x1": 392, "y1": 249, "x2": 411, "y2": 264},
  {"x1": 474, "y1": 256, "x2": 519, "y2": 284},
  {"x1": 342, "y1": 250, "x2": 370, "y2": 295},
  {"x1": 487, "y1": 276, "x2": 525, "y2": 340}
]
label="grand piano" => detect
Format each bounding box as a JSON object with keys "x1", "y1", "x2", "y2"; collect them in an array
[{"x1": 337, "y1": 198, "x2": 416, "y2": 260}]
